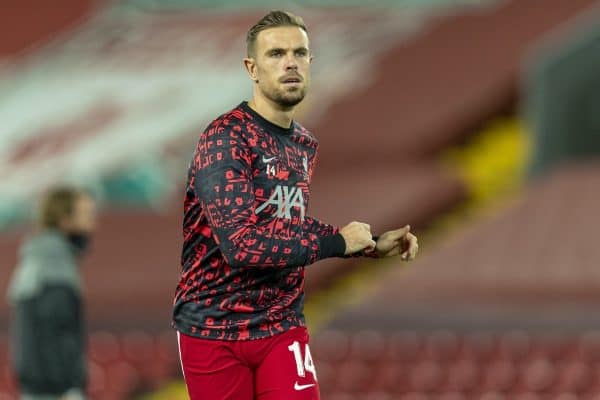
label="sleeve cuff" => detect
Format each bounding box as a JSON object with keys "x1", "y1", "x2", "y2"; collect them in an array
[
  {"x1": 343, "y1": 235, "x2": 379, "y2": 258},
  {"x1": 318, "y1": 233, "x2": 346, "y2": 259}
]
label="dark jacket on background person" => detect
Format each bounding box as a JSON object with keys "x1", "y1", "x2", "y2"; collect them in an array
[{"x1": 7, "y1": 230, "x2": 86, "y2": 396}]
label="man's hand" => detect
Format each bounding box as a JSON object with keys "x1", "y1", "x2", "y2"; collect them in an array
[
  {"x1": 339, "y1": 221, "x2": 376, "y2": 255},
  {"x1": 375, "y1": 225, "x2": 419, "y2": 260}
]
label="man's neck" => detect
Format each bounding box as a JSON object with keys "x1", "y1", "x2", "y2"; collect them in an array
[{"x1": 248, "y1": 95, "x2": 295, "y2": 129}]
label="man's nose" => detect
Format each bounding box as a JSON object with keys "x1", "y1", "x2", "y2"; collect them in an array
[{"x1": 284, "y1": 53, "x2": 298, "y2": 70}]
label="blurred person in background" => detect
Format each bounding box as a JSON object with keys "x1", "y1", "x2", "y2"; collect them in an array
[
  {"x1": 173, "y1": 10, "x2": 419, "y2": 400},
  {"x1": 7, "y1": 187, "x2": 97, "y2": 400}
]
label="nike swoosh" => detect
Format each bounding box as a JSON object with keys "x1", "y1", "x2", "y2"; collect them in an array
[
  {"x1": 262, "y1": 156, "x2": 276, "y2": 163},
  {"x1": 294, "y1": 382, "x2": 316, "y2": 391}
]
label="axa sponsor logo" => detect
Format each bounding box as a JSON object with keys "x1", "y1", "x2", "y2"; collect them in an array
[
  {"x1": 255, "y1": 185, "x2": 305, "y2": 221},
  {"x1": 302, "y1": 156, "x2": 308, "y2": 179}
]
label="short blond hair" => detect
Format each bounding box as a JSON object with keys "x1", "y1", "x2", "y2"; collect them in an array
[{"x1": 246, "y1": 10, "x2": 307, "y2": 57}]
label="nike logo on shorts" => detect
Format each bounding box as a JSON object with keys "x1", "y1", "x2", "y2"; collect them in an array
[{"x1": 294, "y1": 382, "x2": 316, "y2": 391}]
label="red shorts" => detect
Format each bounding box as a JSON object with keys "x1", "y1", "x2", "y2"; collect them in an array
[{"x1": 177, "y1": 327, "x2": 320, "y2": 400}]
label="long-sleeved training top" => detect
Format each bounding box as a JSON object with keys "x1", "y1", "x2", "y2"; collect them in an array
[{"x1": 172, "y1": 101, "x2": 350, "y2": 341}]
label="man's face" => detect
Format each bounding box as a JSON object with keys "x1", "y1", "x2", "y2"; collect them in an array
[
  {"x1": 61, "y1": 195, "x2": 97, "y2": 235},
  {"x1": 247, "y1": 26, "x2": 312, "y2": 108}
]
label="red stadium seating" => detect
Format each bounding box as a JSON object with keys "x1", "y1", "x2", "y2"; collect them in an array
[
  {"x1": 6, "y1": 329, "x2": 600, "y2": 398},
  {"x1": 0, "y1": 329, "x2": 181, "y2": 400},
  {"x1": 311, "y1": 329, "x2": 600, "y2": 399},
  {"x1": 88, "y1": 331, "x2": 121, "y2": 366}
]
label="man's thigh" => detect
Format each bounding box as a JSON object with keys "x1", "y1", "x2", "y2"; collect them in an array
[
  {"x1": 178, "y1": 331, "x2": 253, "y2": 400},
  {"x1": 254, "y1": 328, "x2": 320, "y2": 400}
]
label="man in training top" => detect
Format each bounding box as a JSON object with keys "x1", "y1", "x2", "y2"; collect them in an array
[{"x1": 173, "y1": 10, "x2": 419, "y2": 400}]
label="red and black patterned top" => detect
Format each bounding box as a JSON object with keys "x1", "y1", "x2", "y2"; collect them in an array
[{"x1": 173, "y1": 102, "x2": 347, "y2": 341}]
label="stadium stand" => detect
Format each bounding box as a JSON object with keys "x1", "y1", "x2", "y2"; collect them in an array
[
  {"x1": 313, "y1": 0, "x2": 599, "y2": 170},
  {"x1": 0, "y1": 0, "x2": 98, "y2": 59},
  {"x1": 316, "y1": 162, "x2": 600, "y2": 398},
  {"x1": 312, "y1": 328, "x2": 600, "y2": 399},
  {"x1": 325, "y1": 162, "x2": 600, "y2": 329}
]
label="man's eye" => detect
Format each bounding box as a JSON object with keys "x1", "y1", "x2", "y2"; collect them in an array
[
  {"x1": 270, "y1": 51, "x2": 284, "y2": 57},
  {"x1": 295, "y1": 50, "x2": 308, "y2": 57}
]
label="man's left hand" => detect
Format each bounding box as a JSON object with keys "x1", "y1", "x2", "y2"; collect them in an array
[{"x1": 374, "y1": 225, "x2": 419, "y2": 260}]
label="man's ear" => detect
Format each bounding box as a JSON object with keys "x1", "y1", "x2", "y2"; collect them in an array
[{"x1": 243, "y1": 57, "x2": 258, "y2": 82}]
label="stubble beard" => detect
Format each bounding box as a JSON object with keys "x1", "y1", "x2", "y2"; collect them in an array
[{"x1": 264, "y1": 84, "x2": 308, "y2": 108}]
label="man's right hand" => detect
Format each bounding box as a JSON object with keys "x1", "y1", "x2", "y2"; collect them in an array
[{"x1": 339, "y1": 221, "x2": 376, "y2": 255}]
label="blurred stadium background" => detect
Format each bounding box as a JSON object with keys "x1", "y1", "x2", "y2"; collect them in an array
[{"x1": 1, "y1": 0, "x2": 600, "y2": 399}]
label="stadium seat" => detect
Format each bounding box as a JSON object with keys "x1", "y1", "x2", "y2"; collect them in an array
[
  {"x1": 498, "y1": 331, "x2": 532, "y2": 363},
  {"x1": 89, "y1": 331, "x2": 120, "y2": 365},
  {"x1": 120, "y1": 330, "x2": 157, "y2": 364},
  {"x1": 311, "y1": 330, "x2": 351, "y2": 363},
  {"x1": 348, "y1": 330, "x2": 387, "y2": 363},
  {"x1": 119, "y1": 330, "x2": 165, "y2": 387},
  {"x1": 438, "y1": 393, "x2": 467, "y2": 400},
  {"x1": 506, "y1": 394, "x2": 535, "y2": 400},
  {"x1": 522, "y1": 358, "x2": 556, "y2": 392},
  {"x1": 409, "y1": 360, "x2": 444, "y2": 392},
  {"x1": 482, "y1": 360, "x2": 517, "y2": 393},
  {"x1": 446, "y1": 359, "x2": 480, "y2": 392},
  {"x1": 314, "y1": 361, "x2": 336, "y2": 396},
  {"x1": 532, "y1": 335, "x2": 572, "y2": 362},
  {"x1": 556, "y1": 361, "x2": 592, "y2": 393},
  {"x1": 335, "y1": 361, "x2": 372, "y2": 392},
  {"x1": 327, "y1": 393, "x2": 357, "y2": 400},
  {"x1": 552, "y1": 393, "x2": 580, "y2": 400},
  {"x1": 461, "y1": 333, "x2": 497, "y2": 362},
  {"x1": 400, "y1": 392, "x2": 430, "y2": 400},
  {"x1": 369, "y1": 361, "x2": 408, "y2": 393},
  {"x1": 479, "y1": 393, "x2": 507, "y2": 400},
  {"x1": 579, "y1": 332, "x2": 600, "y2": 363},
  {"x1": 388, "y1": 331, "x2": 423, "y2": 363},
  {"x1": 156, "y1": 329, "x2": 179, "y2": 367},
  {"x1": 423, "y1": 330, "x2": 460, "y2": 363},
  {"x1": 87, "y1": 361, "x2": 106, "y2": 398},
  {"x1": 104, "y1": 361, "x2": 141, "y2": 397},
  {"x1": 363, "y1": 393, "x2": 394, "y2": 400}
]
